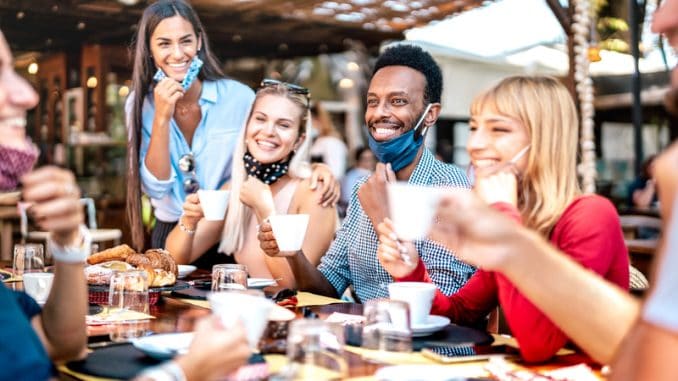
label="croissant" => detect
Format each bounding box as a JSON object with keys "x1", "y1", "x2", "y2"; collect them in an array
[{"x1": 87, "y1": 244, "x2": 135, "y2": 265}]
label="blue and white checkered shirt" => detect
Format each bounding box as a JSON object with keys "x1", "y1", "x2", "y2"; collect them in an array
[{"x1": 318, "y1": 149, "x2": 475, "y2": 302}]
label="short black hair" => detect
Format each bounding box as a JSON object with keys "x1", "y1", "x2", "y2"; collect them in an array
[{"x1": 372, "y1": 44, "x2": 443, "y2": 104}]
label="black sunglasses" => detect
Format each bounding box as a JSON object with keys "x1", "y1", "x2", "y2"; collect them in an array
[
  {"x1": 178, "y1": 153, "x2": 199, "y2": 194},
  {"x1": 259, "y1": 79, "x2": 311, "y2": 107}
]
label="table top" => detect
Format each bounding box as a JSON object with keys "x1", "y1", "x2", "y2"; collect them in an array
[{"x1": 60, "y1": 292, "x2": 602, "y2": 380}]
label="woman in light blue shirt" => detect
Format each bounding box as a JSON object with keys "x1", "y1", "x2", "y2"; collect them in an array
[{"x1": 126, "y1": 1, "x2": 338, "y2": 251}]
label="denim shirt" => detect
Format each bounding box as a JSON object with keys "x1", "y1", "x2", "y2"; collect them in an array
[{"x1": 132, "y1": 78, "x2": 255, "y2": 222}]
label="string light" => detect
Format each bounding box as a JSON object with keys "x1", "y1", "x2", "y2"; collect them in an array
[{"x1": 573, "y1": 0, "x2": 597, "y2": 194}]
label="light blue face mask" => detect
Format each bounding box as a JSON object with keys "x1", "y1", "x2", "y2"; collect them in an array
[
  {"x1": 367, "y1": 103, "x2": 433, "y2": 172},
  {"x1": 153, "y1": 56, "x2": 204, "y2": 90}
]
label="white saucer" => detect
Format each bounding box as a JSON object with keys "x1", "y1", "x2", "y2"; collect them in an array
[
  {"x1": 247, "y1": 278, "x2": 278, "y2": 289},
  {"x1": 411, "y1": 315, "x2": 450, "y2": 337},
  {"x1": 375, "y1": 364, "x2": 483, "y2": 381},
  {"x1": 177, "y1": 265, "x2": 197, "y2": 279},
  {"x1": 132, "y1": 332, "x2": 194, "y2": 360}
]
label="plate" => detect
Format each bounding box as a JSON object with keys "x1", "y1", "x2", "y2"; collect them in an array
[
  {"x1": 0, "y1": 269, "x2": 12, "y2": 282},
  {"x1": 132, "y1": 332, "x2": 194, "y2": 360},
  {"x1": 375, "y1": 364, "x2": 487, "y2": 381},
  {"x1": 177, "y1": 265, "x2": 197, "y2": 279},
  {"x1": 247, "y1": 278, "x2": 278, "y2": 289},
  {"x1": 411, "y1": 315, "x2": 450, "y2": 337}
]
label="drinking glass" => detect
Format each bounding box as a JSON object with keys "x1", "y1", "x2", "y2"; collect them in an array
[
  {"x1": 281, "y1": 319, "x2": 347, "y2": 380},
  {"x1": 211, "y1": 264, "x2": 248, "y2": 291},
  {"x1": 361, "y1": 298, "x2": 412, "y2": 353},
  {"x1": 108, "y1": 270, "x2": 150, "y2": 342},
  {"x1": 13, "y1": 243, "x2": 45, "y2": 277}
]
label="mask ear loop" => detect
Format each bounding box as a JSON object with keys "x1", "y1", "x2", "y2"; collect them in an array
[{"x1": 413, "y1": 103, "x2": 434, "y2": 141}]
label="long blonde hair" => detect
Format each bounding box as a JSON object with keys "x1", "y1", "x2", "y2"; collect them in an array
[
  {"x1": 470, "y1": 76, "x2": 581, "y2": 236},
  {"x1": 218, "y1": 84, "x2": 312, "y2": 254}
]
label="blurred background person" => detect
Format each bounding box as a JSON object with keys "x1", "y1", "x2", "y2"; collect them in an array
[
  {"x1": 627, "y1": 154, "x2": 658, "y2": 209},
  {"x1": 309, "y1": 102, "x2": 348, "y2": 180},
  {"x1": 339, "y1": 146, "x2": 376, "y2": 217}
]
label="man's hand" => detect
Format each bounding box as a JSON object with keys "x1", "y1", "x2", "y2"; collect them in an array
[
  {"x1": 358, "y1": 162, "x2": 396, "y2": 229},
  {"x1": 309, "y1": 163, "x2": 340, "y2": 207}
]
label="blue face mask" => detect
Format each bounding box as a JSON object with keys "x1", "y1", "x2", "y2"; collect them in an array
[
  {"x1": 367, "y1": 103, "x2": 432, "y2": 172},
  {"x1": 153, "y1": 55, "x2": 204, "y2": 90}
]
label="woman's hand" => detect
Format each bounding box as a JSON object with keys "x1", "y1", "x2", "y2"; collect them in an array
[
  {"x1": 176, "y1": 315, "x2": 250, "y2": 380},
  {"x1": 20, "y1": 166, "x2": 83, "y2": 246},
  {"x1": 474, "y1": 170, "x2": 518, "y2": 207},
  {"x1": 430, "y1": 189, "x2": 524, "y2": 271},
  {"x1": 309, "y1": 163, "x2": 340, "y2": 207},
  {"x1": 153, "y1": 78, "x2": 184, "y2": 123},
  {"x1": 180, "y1": 193, "x2": 203, "y2": 230},
  {"x1": 376, "y1": 218, "x2": 419, "y2": 278},
  {"x1": 240, "y1": 176, "x2": 275, "y2": 222}
]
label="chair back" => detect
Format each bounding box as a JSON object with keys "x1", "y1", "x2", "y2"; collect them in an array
[
  {"x1": 619, "y1": 214, "x2": 661, "y2": 239},
  {"x1": 19, "y1": 197, "x2": 99, "y2": 241}
]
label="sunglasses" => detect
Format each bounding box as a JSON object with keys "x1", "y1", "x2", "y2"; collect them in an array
[
  {"x1": 178, "y1": 153, "x2": 199, "y2": 194},
  {"x1": 259, "y1": 79, "x2": 311, "y2": 106}
]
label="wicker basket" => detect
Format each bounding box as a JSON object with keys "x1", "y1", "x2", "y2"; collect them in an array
[{"x1": 88, "y1": 290, "x2": 161, "y2": 306}]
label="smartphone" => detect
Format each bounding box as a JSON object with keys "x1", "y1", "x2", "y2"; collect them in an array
[
  {"x1": 153, "y1": 56, "x2": 203, "y2": 91},
  {"x1": 421, "y1": 345, "x2": 518, "y2": 364}
]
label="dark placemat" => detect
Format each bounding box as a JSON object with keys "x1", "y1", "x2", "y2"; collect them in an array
[
  {"x1": 67, "y1": 343, "x2": 161, "y2": 380},
  {"x1": 67, "y1": 343, "x2": 266, "y2": 380},
  {"x1": 345, "y1": 322, "x2": 493, "y2": 351},
  {"x1": 171, "y1": 285, "x2": 208, "y2": 300}
]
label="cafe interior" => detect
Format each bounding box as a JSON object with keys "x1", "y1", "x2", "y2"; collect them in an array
[{"x1": 0, "y1": 0, "x2": 676, "y2": 380}]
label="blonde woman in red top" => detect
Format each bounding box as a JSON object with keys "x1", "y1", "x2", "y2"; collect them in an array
[{"x1": 377, "y1": 76, "x2": 629, "y2": 363}]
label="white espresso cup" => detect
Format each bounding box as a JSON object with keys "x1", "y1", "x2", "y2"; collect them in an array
[
  {"x1": 387, "y1": 182, "x2": 447, "y2": 241},
  {"x1": 197, "y1": 190, "x2": 230, "y2": 221},
  {"x1": 388, "y1": 282, "x2": 437, "y2": 326},
  {"x1": 23, "y1": 272, "x2": 54, "y2": 305},
  {"x1": 268, "y1": 214, "x2": 310, "y2": 252},
  {"x1": 208, "y1": 290, "x2": 274, "y2": 349}
]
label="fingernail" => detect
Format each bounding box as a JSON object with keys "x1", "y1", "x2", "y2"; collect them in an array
[{"x1": 389, "y1": 232, "x2": 397, "y2": 241}]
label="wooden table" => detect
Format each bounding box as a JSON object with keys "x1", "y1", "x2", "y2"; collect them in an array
[{"x1": 56, "y1": 286, "x2": 603, "y2": 381}]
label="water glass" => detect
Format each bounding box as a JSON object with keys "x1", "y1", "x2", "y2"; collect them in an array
[
  {"x1": 13, "y1": 243, "x2": 45, "y2": 277},
  {"x1": 108, "y1": 270, "x2": 150, "y2": 342},
  {"x1": 361, "y1": 299, "x2": 412, "y2": 353},
  {"x1": 281, "y1": 319, "x2": 347, "y2": 380},
  {"x1": 212, "y1": 264, "x2": 248, "y2": 291}
]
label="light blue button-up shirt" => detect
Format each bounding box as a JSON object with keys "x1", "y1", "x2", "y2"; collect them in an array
[{"x1": 133, "y1": 78, "x2": 255, "y2": 222}]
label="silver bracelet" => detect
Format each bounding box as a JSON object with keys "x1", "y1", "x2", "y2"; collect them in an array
[
  {"x1": 179, "y1": 217, "x2": 195, "y2": 235},
  {"x1": 47, "y1": 224, "x2": 91, "y2": 263}
]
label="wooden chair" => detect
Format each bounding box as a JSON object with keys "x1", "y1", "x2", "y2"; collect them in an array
[
  {"x1": 620, "y1": 214, "x2": 661, "y2": 280},
  {"x1": 19, "y1": 198, "x2": 122, "y2": 257}
]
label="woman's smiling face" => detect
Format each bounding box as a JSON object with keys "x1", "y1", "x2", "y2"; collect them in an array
[
  {"x1": 149, "y1": 15, "x2": 201, "y2": 82},
  {"x1": 245, "y1": 94, "x2": 305, "y2": 164}
]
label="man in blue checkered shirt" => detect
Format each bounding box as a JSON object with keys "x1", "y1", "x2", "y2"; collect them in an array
[{"x1": 258, "y1": 44, "x2": 474, "y2": 302}]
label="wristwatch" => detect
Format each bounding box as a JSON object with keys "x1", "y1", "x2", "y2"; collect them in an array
[{"x1": 47, "y1": 224, "x2": 92, "y2": 263}]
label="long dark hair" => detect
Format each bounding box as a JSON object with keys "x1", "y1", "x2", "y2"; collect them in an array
[{"x1": 126, "y1": 0, "x2": 225, "y2": 251}]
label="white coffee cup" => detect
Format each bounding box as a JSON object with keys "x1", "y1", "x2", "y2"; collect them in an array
[
  {"x1": 23, "y1": 272, "x2": 54, "y2": 305},
  {"x1": 197, "y1": 190, "x2": 230, "y2": 221},
  {"x1": 268, "y1": 214, "x2": 310, "y2": 252},
  {"x1": 387, "y1": 182, "x2": 446, "y2": 241},
  {"x1": 388, "y1": 282, "x2": 437, "y2": 326},
  {"x1": 208, "y1": 290, "x2": 274, "y2": 349}
]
